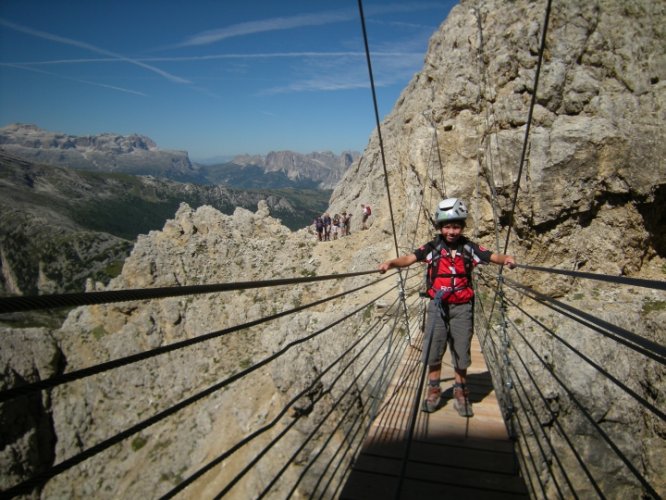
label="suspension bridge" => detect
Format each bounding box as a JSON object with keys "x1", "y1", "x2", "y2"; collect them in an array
[
  {"x1": 1, "y1": 0, "x2": 664, "y2": 498},
  {"x1": 1, "y1": 254, "x2": 663, "y2": 498}
]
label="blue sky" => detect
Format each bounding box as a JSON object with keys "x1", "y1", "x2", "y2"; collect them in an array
[{"x1": 0, "y1": 1, "x2": 456, "y2": 161}]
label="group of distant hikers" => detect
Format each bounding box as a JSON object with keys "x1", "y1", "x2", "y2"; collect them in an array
[{"x1": 312, "y1": 203, "x2": 372, "y2": 241}]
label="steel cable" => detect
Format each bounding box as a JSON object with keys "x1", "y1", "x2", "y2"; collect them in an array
[
  {"x1": 316, "y1": 395, "x2": 374, "y2": 500},
  {"x1": 515, "y1": 263, "x2": 666, "y2": 291},
  {"x1": 317, "y1": 299, "x2": 425, "y2": 498},
  {"x1": 477, "y1": 271, "x2": 656, "y2": 496},
  {"x1": 285, "y1": 311, "x2": 409, "y2": 498},
  {"x1": 367, "y1": 296, "x2": 424, "y2": 434},
  {"x1": 370, "y1": 293, "x2": 406, "y2": 419},
  {"x1": 354, "y1": 304, "x2": 423, "y2": 455},
  {"x1": 504, "y1": 294, "x2": 665, "y2": 421},
  {"x1": 504, "y1": 315, "x2": 606, "y2": 498},
  {"x1": 3, "y1": 283, "x2": 394, "y2": 499},
  {"x1": 395, "y1": 298, "x2": 438, "y2": 498},
  {"x1": 501, "y1": 0, "x2": 552, "y2": 256},
  {"x1": 507, "y1": 313, "x2": 660, "y2": 498},
  {"x1": 504, "y1": 388, "x2": 551, "y2": 499},
  {"x1": 485, "y1": 0, "x2": 553, "y2": 326},
  {"x1": 0, "y1": 273, "x2": 392, "y2": 404},
  {"x1": 503, "y1": 276, "x2": 666, "y2": 364},
  {"x1": 356, "y1": 0, "x2": 399, "y2": 260},
  {"x1": 258, "y1": 297, "x2": 405, "y2": 498},
  {"x1": 210, "y1": 294, "x2": 398, "y2": 499},
  {"x1": 504, "y1": 351, "x2": 576, "y2": 498},
  {"x1": 0, "y1": 269, "x2": 379, "y2": 314},
  {"x1": 480, "y1": 298, "x2": 618, "y2": 498}
]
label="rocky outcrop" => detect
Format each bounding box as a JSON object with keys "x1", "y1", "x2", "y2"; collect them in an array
[
  {"x1": 36, "y1": 202, "x2": 371, "y2": 498},
  {"x1": 229, "y1": 150, "x2": 358, "y2": 189}
]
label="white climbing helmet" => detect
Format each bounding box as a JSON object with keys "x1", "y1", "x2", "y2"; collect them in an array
[{"x1": 434, "y1": 198, "x2": 468, "y2": 225}]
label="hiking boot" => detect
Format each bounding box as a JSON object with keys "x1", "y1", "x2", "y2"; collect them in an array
[
  {"x1": 422, "y1": 385, "x2": 442, "y2": 413},
  {"x1": 453, "y1": 384, "x2": 474, "y2": 417}
]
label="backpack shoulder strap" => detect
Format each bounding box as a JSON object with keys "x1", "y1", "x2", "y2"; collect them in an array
[
  {"x1": 425, "y1": 236, "x2": 446, "y2": 291},
  {"x1": 460, "y1": 237, "x2": 474, "y2": 279}
]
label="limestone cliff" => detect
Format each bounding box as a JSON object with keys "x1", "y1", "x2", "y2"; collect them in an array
[
  {"x1": 229, "y1": 150, "x2": 358, "y2": 190},
  {"x1": 0, "y1": 124, "x2": 198, "y2": 182},
  {"x1": 331, "y1": 0, "x2": 664, "y2": 280},
  {"x1": 328, "y1": 0, "x2": 665, "y2": 496},
  {"x1": 38, "y1": 202, "x2": 376, "y2": 498}
]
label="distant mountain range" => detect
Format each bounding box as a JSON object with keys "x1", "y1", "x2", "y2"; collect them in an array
[
  {"x1": 0, "y1": 123, "x2": 358, "y2": 189},
  {"x1": 212, "y1": 151, "x2": 358, "y2": 190},
  {"x1": 0, "y1": 150, "x2": 329, "y2": 296},
  {"x1": 0, "y1": 123, "x2": 197, "y2": 182},
  {"x1": 0, "y1": 124, "x2": 355, "y2": 297}
]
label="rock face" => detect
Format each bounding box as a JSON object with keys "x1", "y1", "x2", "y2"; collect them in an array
[
  {"x1": 1, "y1": 0, "x2": 664, "y2": 498},
  {"x1": 327, "y1": 0, "x2": 665, "y2": 496},
  {"x1": 0, "y1": 329, "x2": 62, "y2": 494},
  {"x1": 223, "y1": 150, "x2": 359, "y2": 189},
  {"x1": 331, "y1": 0, "x2": 665, "y2": 271},
  {"x1": 39, "y1": 203, "x2": 374, "y2": 499}
]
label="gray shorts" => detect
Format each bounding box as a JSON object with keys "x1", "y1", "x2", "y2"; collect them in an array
[{"x1": 422, "y1": 300, "x2": 474, "y2": 369}]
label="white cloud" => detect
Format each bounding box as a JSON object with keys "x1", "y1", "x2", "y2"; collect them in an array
[
  {"x1": 0, "y1": 63, "x2": 147, "y2": 96},
  {"x1": 0, "y1": 18, "x2": 190, "y2": 84},
  {"x1": 173, "y1": 9, "x2": 355, "y2": 48},
  {"x1": 169, "y1": 2, "x2": 444, "y2": 48}
]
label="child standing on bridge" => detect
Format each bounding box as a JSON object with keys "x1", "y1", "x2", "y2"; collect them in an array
[{"x1": 378, "y1": 198, "x2": 516, "y2": 417}]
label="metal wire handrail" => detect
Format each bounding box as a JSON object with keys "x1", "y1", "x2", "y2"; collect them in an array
[
  {"x1": 474, "y1": 271, "x2": 663, "y2": 498},
  {"x1": 2, "y1": 272, "x2": 394, "y2": 498}
]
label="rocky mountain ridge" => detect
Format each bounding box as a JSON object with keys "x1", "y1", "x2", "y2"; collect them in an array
[
  {"x1": 0, "y1": 123, "x2": 159, "y2": 153},
  {"x1": 0, "y1": 123, "x2": 357, "y2": 189},
  {"x1": 0, "y1": 123, "x2": 197, "y2": 182},
  {"x1": 0, "y1": 150, "x2": 327, "y2": 297},
  {"x1": 226, "y1": 150, "x2": 359, "y2": 189}
]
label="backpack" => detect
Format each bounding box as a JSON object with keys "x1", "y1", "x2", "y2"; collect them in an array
[
  {"x1": 366, "y1": 205, "x2": 372, "y2": 215},
  {"x1": 425, "y1": 236, "x2": 474, "y2": 297}
]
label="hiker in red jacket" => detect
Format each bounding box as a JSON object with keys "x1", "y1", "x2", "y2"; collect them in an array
[{"x1": 379, "y1": 198, "x2": 516, "y2": 416}]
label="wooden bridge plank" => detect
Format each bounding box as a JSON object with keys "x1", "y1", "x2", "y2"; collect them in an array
[
  {"x1": 340, "y1": 328, "x2": 529, "y2": 499},
  {"x1": 350, "y1": 454, "x2": 528, "y2": 493},
  {"x1": 341, "y1": 470, "x2": 528, "y2": 500}
]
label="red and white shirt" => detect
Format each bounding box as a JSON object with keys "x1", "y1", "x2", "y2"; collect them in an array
[{"x1": 414, "y1": 236, "x2": 492, "y2": 304}]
